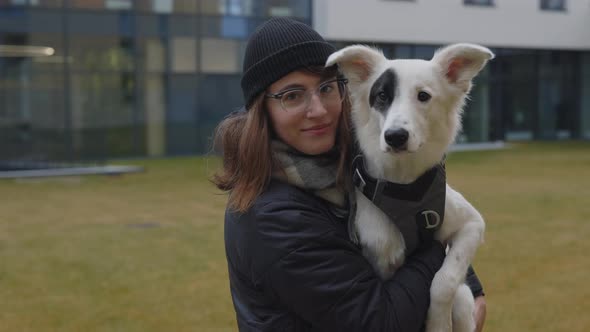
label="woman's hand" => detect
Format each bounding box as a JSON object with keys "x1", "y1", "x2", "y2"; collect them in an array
[{"x1": 473, "y1": 295, "x2": 487, "y2": 332}]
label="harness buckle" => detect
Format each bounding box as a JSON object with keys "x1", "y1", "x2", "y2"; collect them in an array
[{"x1": 354, "y1": 167, "x2": 366, "y2": 193}]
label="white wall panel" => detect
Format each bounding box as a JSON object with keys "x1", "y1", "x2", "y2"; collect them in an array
[{"x1": 313, "y1": 0, "x2": 590, "y2": 50}]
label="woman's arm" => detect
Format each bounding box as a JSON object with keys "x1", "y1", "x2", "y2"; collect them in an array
[
  {"x1": 266, "y1": 239, "x2": 445, "y2": 331},
  {"x1": 474, "y1": 295, "x2": 487, "y2": 332},
  {"x1": 262, "y1": 224, "x2": 445, "y2": 331},
  {"x1": 466, "y1": 266, "x2": 487, "y2": 332}
]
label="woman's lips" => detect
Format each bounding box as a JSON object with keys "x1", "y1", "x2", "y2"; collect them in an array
[{"x1": 302, "y1": 123, "x2": 332, "y2": 135}]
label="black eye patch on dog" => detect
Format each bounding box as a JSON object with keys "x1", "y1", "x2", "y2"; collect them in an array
[{"x1": 369, "y1": 69, "x2": 397, "y2": 113}]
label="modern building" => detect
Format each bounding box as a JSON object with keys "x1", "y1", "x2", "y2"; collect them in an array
[
  {"x1": 316, "y1": 0, "x2": 590, "y2": 143},
  {"x1": 0, "y1": 0, "x2": 588, "y2": 163}
]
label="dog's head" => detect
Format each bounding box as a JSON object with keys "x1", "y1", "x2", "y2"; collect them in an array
[{"x1": 327, "y1": 44, "x2": 494, "y2": 156}]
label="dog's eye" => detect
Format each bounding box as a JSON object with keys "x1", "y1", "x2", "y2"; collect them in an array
[
  {"x1": 378, "y1": 92, "x2": 388, "y2": 102},
  {"x1": 417, "y1": 91, "x2": 431, "y2": 102}
]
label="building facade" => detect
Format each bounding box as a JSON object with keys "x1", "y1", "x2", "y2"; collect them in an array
[
  {"x1": 0, "y1": 0, "x2": 311, "y2": 162},
  {"x1": 0, "y1": 0, "x2": 588, "y2": 163},
  {"x1": 315, "y1": 0, "x2": 590, "y2": 143}
]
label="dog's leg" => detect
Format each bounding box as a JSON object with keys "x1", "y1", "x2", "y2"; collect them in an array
[
  {"x1": 426, "y1": 186, "x2": 485, "y2": 332},
  {"x1": 452, "y1": 284, "x2": 476, "y2": 332},
  {"x1": 355, "y1": 190, "x2": 406, "y2": 280}
]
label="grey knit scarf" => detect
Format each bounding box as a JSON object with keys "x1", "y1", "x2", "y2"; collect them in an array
[{"x1": 271, "y1": 140, "x2": 346, "y2": 208}]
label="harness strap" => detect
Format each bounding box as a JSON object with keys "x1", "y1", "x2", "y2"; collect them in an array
[{"x1": 350, "y1": 154, "x2": 446, "y2": 253}]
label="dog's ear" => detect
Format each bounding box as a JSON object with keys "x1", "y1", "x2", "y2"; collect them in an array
[
  {"x1": 326, "y1": 45, "x2": 385, "y2": 85},
  {"x1": 432, "y1": 43, "x2": 494, "y2": 92}
]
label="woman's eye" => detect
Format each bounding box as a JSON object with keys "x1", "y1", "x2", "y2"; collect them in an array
[
  {"x1": 284, "y1": 91, "x2": 303, "y2": 101},
  {"x1": 319, "y1": 84, "x2": 334, "y2": 94},
  {"x1": 418, "y1": 91, "x2": 431, "y2": 102}
]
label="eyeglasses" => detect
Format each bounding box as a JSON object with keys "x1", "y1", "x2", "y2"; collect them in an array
[{"x1": 265, "y1": 78, "x2": 348, "y2": 113}]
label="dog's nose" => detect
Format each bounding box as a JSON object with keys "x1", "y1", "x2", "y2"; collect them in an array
[{"x1": 384, "y1": 128, "x2": 409, "y2": 149}]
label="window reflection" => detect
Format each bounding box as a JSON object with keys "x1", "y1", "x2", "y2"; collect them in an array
[
  {"x1": 200, "y1": 38, "x2": 239, "y2": 73},
  {"x1": 171, "y1": 37, "x2": 197, "y2": 72},
  {"x1": 581, "y1": 54, "x2": 590, "y2": 139},
  {"x1": 69, "y1": 36, "x2": 133, "y2": 71},
  {"x1": 69, "y1": 0, "x2": 132, "y2": 10},
  {"x1": 69, "y1": 72, "x2": 136, "y2": 158}
]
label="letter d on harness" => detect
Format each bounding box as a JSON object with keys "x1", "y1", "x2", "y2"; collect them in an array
[{"x1": 420, "y1": 210, "x2": 441, "y2": 229}]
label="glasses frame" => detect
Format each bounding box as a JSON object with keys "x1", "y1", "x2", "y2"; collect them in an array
[{"x1": 265, "y1": 78, "x2": 348, "y2": 113}]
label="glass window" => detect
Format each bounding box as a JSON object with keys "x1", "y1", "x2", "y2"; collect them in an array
[
  {"x1": 227, "y1": 0, "x2": 255, "y2": 16},
  {"x1": 105, "y1": 0, "x2": 132, "y2": 10},
  {"x1": 200, "y1": 38, "x2": 239, "y2": 73},
  {"x1": 144, "y1": 75, "x2": 166, "y2": 156},
  {"x1": 267, "y1": 0, "x2": 296, "y2": 17},
  {"x1": 200, "y1": 16, "x2": 223, "y2": 37},
  {"x1": 0, "y1": 68, "x2": 68, "y2": 160},
  {"x1": 29, "y1": 10, "x2": 63, "y2": 33},
  {"x1": 166, "y1": 74, "x2": 198, "y2": 155},
  {"x1": 69, "y1": 0, "x2": 132, "y2": 10},
  {"x1": 464, "y1": 0, "x2": 494, "y2": 6},
  {"x1": 69, "y1": 0, "x2": 103, "y2": 10},
  {"x1": 2, "y1": 0, "x2": 61, "y2": 7},
  {"x1": 394, "y1": 45, "x2": 412, "y2": 58},
  {"x1": 136, "y1": 0, "x2": 170, "y2": 13},
  {"x1": 136, "y1": 14, "x2": 166, "y2": 36},
  {"x1": 29, "y1": 34, "x2": 66, "y2": 72},
  {"x1": 67, "y1": 12, "x2": 119, "y2": 35},
  {"x1": 142, "y1": 38, "x2": 165, "y2": 72},
  {"x1": 461, "y1": 74, "x2": 491, "y2": 142},
  {"x1": 171, "y1": 37, "x2": 196, "y2": 72},
  {"x1": 69, "y1": 36, "x2": 134, "y2": 71},
  {"x1": 200, "y1": 0, "x2": 226, "y2": 15},
  {"x1": 0, "y1": 56, "x2": 31, "y2": 161},
  {"x1": 499, "y1": 49, "x2": 536, "y2": 79},
  {"x1": 198, "y1": 73, "x2": 242, "y2": 152},
  {"x1": 69, "y1": 72, "x2": 136, "y2": 158},
  {"x1": 414, "y1": 45, "x2": 437, "y2": 60},
  {"x1": 537, "y1": 51, "x2": 576, "y2": 139},
  {"x1": 581, "y1": 53, "x2": 590, "y2": 139},
  {"x1": 503, "y1": 81, "x2": 535, "y2": 141},
  {"x1": 153, "y1": 0, "x2": 172, "y2": 13},
  {"x1": 540, "y1": 0, "x2": 566, "y2": 11},
  {"x1": 203, "y1": 0, "x2": 311, "y2": 18},
  {"x1": 29, "y1": 0, "x2": 63, "y2": 8},
  {"x1": 4, "y1": 0, "x2": 26, "y2": 5},
  {"x1": 169, "y1": 16, "x2": 197, "y2": 36},
  {"x1": 221, "y1": 16, "x2": 248, "y2": 39},
  {"x1": 136, "y1": 0, "x2": 205, "y2": 14},
  {"x1": 173, "y1": 0, "x2": 198, "y2": 13}
]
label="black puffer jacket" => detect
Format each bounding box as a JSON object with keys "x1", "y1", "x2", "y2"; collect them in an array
[{"x1": 224, "y1": 180, "x2": 479, "y2": 331}]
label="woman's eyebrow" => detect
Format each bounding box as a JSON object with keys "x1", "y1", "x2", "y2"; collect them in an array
[{"x1": 274, "y1": 83, "x2": 306, "y2": 93}]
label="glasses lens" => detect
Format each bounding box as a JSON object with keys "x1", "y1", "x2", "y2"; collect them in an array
[
  {"x1": 278, "y1": 80, "x2": 346, "y2": 113},
  {"x1": 319, "y1": 80, "x2": 345, "y2": 107},
  {"x1": 281, "y1": 90, "x2": 307, "y2": 112}
]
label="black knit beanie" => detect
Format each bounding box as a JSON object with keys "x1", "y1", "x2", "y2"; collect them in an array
[{"x1": 241, "y1": 17, "x2": 336, "y2": 109}]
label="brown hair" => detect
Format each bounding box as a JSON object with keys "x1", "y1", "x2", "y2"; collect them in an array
[{"x1": 212, "y1": 67, "x2": 353, "y2": 213}]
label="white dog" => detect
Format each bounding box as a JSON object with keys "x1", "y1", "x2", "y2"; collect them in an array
[{"x1": 326, "y1": 43, "x2": 493, "y2": 332}]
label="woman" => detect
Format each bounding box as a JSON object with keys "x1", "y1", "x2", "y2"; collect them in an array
[{"x1": 213, "y1": 17, "x2": 486, "y2": 331}]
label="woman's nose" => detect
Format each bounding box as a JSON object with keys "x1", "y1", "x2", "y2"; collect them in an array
[{"x1": 306, "y1": 93, "x2": 328, "y2": 117}]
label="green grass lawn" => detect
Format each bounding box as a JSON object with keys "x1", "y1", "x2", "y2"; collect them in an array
[{"x1": 1, "y1": 142, "x2": 589, "y2": 332}]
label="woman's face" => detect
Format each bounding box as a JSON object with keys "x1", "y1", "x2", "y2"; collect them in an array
[{"x1": 265, "y1": 70, "x2": 343, "y2": 155}]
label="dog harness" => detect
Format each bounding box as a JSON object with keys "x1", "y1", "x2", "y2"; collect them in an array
[{"x1": 349, "y1": 154, "x2": 446, "y2": 254}]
